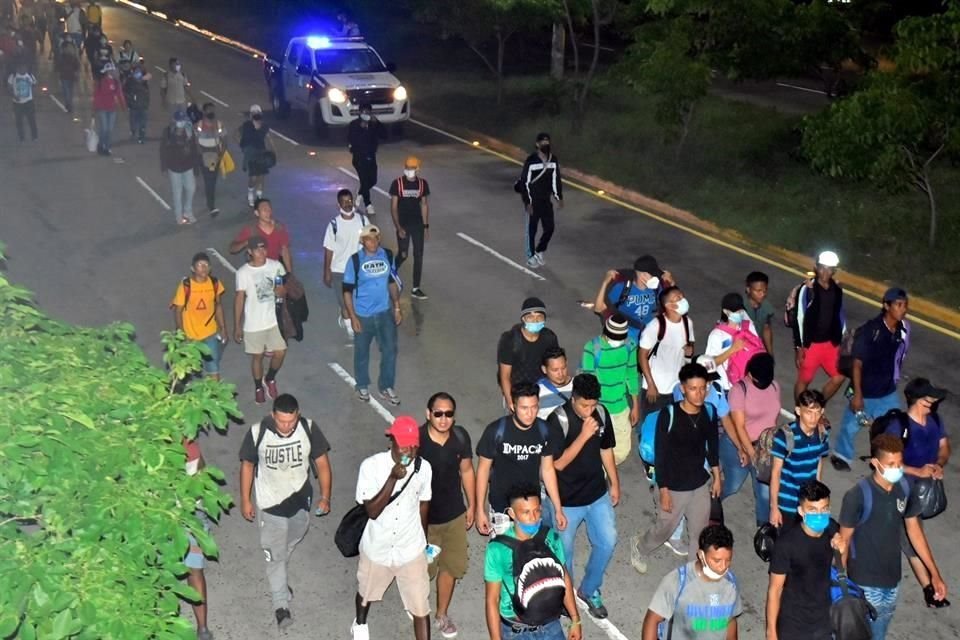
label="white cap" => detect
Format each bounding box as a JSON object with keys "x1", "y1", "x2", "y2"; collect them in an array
[
  {"x1": 249, "y1": 104, "x2": 263, "y2": 115},
  {"x1": 816, "y1": 250, "x2": 840, "y2": 268}
]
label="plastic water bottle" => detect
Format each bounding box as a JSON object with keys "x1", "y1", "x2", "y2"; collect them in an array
[
  {"x1": 274, "y1": 273, "x2": 284, "y2": 304},
  {"x1": 855, "y1": 411, "x2": 872, "y2": 430}
]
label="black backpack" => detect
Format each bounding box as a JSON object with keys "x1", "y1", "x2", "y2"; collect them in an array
[
  {"x1": 492, "y1": 527, "x2": 566, "y2": 626},
  {"x1": 830, "y1": 549, "x2": 876, "y2": 640},
  {"x1": 868, "y1": 408, "x2": 910, "y2": 447}
]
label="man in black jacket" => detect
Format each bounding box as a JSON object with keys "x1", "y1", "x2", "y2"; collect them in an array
[
  {"x1": 517, "y1": 132, "x2": 563, "y2": 268},
  {"x1": 348, "y1": 103, "x2": 385, "y2": 215}
]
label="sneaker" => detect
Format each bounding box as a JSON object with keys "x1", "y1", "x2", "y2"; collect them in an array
[
  {"x1": 350, "y1": 620, "x2": 370, "y2": 640},
  {"x1": 526, "y1": 255, "x2": 539, "y2": 268},
  {"x1": 434, "y1": 614, "x2": 458, "y2": 638},
  {"x1": 265, "y1": 378, "x2": 279, "y2": 400},
  {"x1": 275, "y1": 608, "x2": 292, "y2": 630},
  {"x1": 356, "y1": 195, "x2": 365, "y2": 210},
  {"x1": 247, "y1": 191, "x2": 255, "y2": 207},
  {"x1": 830, "y1": 455, "x2": 852, "y2": 472},
  {"x1": 210, "y1": 208, "x2": 220, "y2": 218},
  {"x1": 357, "y1": 388, "x2": 370, "y2": 402},
  {"x1": 630, "y1": 534, "x2": 648, "y2": 574},
  {"x1": 410, "y1": 288, "x2": 428, "y2": 300},
  {"x1": 255, "y1": 385, "x2": 266, "y2": 405},
  {"x1": 534, "y1": 252, "x2": 545, "y2": 266},
  {"x1": 664, "y1": 539, "x2": 688, "y2": 557},
  {"x1": 366, "y1": 203, "x2": 376, "y2": 215},
  {"x1": 577, "y1": 589, "x2": 609, "y2": 620},
  {"x1": 197, "y1": 629, "x2": 214, "y2": 640},
  {"x1": 380, "y1": 388, "x2": 401, "y2": 406}
]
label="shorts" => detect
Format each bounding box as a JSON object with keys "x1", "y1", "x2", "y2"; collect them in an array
[
  {"x1": 243, "y1": 325, "x2": 286, "y2": 355},
  {"x1": 184, "y1": 512, "x2": 212, "y2": 570},
  {"x1": 199, "y1": 334, "x2": 223, "y2": 375},
  {"x1": 798, "y1": 341, "x2": 841, "y2": 384},
  {"x1": 427, "y1": 513, "x2": 469, "y2": 580},
  {"x1": 358, "y1": 552, "x2": 431, "y2": 617}
]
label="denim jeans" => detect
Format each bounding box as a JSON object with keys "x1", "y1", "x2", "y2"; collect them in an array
[
  {"x1": 168, "y1": 170, "x2": 197, "y2": 222},
  {"x1": 60, "y1": 78, "x2": 74, "y2": 111},
  {"x1": 862, "y1": 585, "x2": 898, "y2": 640},
  {"x1": 128, "y1": 107, "x2": 147, "y2": 140},
  {"x1": 95, "y1": 109, "x2": 116, "y2": 151},
  {"x1": 557, "y1": 492, "x2": 617, "y2": 598},
  {"x1": 500, "y1": 619, "x2": 565, "y2": 640},
  {"x1": 834, "y1": 391, "x2": 900, "y2": 462},
  {"x1": 718, "y1": 432, "x2": 770, "y2": 525},
  {"x1": 353, "y1": 309, "x2": 397, "y2": 391}
]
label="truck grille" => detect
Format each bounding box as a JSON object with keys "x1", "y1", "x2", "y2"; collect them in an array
[{"x1": 346, "y1": 87, "x2": 395, "y2": 105}]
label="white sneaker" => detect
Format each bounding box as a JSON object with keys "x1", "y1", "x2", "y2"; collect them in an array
[
  {"x1": 380, "y1": 388, "x2": 400, "y2": 406},
  {"x1": 350, "y1": 620, "x2": 370, "y2": 640},
  {"x1": 366, "y1": 203, "x2": 376, "y2": 215},
  {"x1": 534, "y1": 252, "x2": 545, "y2": 266},
  {"x1": 630, "y1": 534, "x2": 648, "y2": 574},
  {"x1": 247, "y1": 191, "x2": 255, "y2": 207},
  {"x1": 356, "y1": 195, "x2": 365, "y2": 209},
  {"x1": 526, "y1": 256, "x2": 539, "y2": 268}
]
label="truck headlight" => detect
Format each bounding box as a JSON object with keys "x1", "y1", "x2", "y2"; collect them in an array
[
  {"x1": 393, "y1": 86, "x2": 408, "y2": 101},
  {"x1": 327, "y1": 87, "x2": 347, "y2": 104}
]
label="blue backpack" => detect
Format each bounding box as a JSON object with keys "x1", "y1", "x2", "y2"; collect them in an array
[
  {"x1": 638, "y1": 402, "x2": 716, "y2": 465},
  {"x1": 658, "y1": 564, "x2": 738, "y2": 639}
]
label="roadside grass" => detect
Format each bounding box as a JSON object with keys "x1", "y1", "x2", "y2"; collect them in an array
[{"x1": 402, "y1": 71, "x2": 960, "y2": 306}]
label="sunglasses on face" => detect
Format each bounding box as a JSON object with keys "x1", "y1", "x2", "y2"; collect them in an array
[{"x1": 432, "y1": 410, "x2": 455, "y2": 418}]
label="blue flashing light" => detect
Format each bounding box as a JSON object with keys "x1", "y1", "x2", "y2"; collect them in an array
[{"x1": 306, "y1": 36, "x2": 331, "y2": 49}]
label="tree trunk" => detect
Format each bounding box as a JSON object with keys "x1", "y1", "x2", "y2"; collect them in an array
[
  {"x1": 562, "y1": 0, "x2": 579, "y2": 77},
  {"x1": 675, "y1": 101, "x2": 695, "y2": 160},
  {"x1": 572, "y1": 0, "x2": 602, "y2": 131},
  {"x1": 496, "y1": 33, "x2": 506, "y2": 106},
  {"x1": 921, "y1": 169, "x2": 937, "y2": 248},
  {"x1": 551, "y1": 23, "x2": 565, "y2": 80}
]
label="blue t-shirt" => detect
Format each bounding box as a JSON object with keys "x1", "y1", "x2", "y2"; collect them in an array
[
  {"x1": 892, "y1": 415, "x2": 945, "y2": 469},
  {"x1": 672, "y1": 381, "x2": 730, "y2": 418},
  {"x1": 772, "y1": 423, "x2": 829, "y2": 514},
  {"x1": 608, "y1": 282, "x2": 658, "y2": 339},
  {"x1": 342, "y1": 248, "x2": 394, "y2": 317}
]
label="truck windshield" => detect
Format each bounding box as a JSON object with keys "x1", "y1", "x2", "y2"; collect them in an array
[{"x1": 314, "y1": 48, "x2": 385, "y2": 74}]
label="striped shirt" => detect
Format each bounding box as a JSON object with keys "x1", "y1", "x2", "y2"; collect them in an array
[
  {"x1": 580, "y1": 336, "x2": 639, "y2": 414},
  {"x1": 772, "y1": 422, "x2": 829, "y2": 514},
  {"x1": 537, "y1": 377, "x2": 573, "y2": 420}
]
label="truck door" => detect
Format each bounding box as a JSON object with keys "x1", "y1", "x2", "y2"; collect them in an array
[{"x1": 283, "y1": 41, "x2": 306, "y2": 106}]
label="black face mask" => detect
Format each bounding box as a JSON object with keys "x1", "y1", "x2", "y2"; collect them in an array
[
  {"x1": 539, "y1": 144, "x2": 551, "y2": 155},
  {"x1": 252, "y1": 114, "x2": 262, "y2": 122},
  {"x1": 205, "y1": 112, "x2": 215, "y2": 120}
]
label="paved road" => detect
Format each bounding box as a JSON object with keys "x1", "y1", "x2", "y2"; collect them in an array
[{"x1": 4, "y1": 6, "x2": 959, "y2": 639}]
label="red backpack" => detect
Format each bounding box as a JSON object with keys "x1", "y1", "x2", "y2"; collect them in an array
[{"x1": 713, "y1": 319, "x2": 766, "y2": 385}]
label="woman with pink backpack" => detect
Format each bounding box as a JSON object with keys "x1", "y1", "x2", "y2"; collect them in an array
[{"x1": 705, "y1": 293, "x2": 767, "y2": 390}]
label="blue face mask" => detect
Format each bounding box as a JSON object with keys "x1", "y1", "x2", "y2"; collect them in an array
[
  {"x1": 523, "y1": 321, "x2": 545, "y2": 334},
  {"x1": 516, "y1": 520, "x2": 541, "y2": 536},
  {"x1": 727, "y1": 310, "x2": 744, "y2": 324},
  {"x1": 802, "y1": 512, "x2": 831, "y2": 534},
  {"x1": 399, "y1": 454, "x2": 413, "y2": 467},
  {"x1": 879, "y1": 463, "x2": 904, "y2": 484}
]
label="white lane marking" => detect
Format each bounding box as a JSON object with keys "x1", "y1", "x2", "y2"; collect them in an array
[
  {"x1": 327, "y1": 362, "x2": 395, "y2": 424},
  {"x1": 270, "y1": 129, "x2": 300, "y2": 146},
  {"x1": 206, "y1": 248, "x2": 236, "y2": 274},
  {"x1": 154, "y1": 65, "x2": 166, "y2": 73},
  {"x1": 576, "y1": 599, "x2": 630, "y2": 640},
  {"x1": 776, "y1": 82, "x2": 828, "y2": 96},
  {"x1": 336, "y1": 166, "x2": 391, "y2": 197},
  {"x1": 200, "y1": 90, "x2": 229, "y2": 108},
  {"x1": 135, "y1": 176, "x2": 171, "y2": 210},
  {"x1": 410, "y1": 118, "x2": 473, "y2": 145},
  {"x1": 457, "y1": 232, "x2": 546, "y2": 281},
  {"x1": 48, "y1": 94, "x2": 67, "y2": 113}
]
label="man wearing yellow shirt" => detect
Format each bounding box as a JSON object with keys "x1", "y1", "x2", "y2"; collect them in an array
[{"x1": 171, "y1": 252, "x2": 228, "y2": 380}]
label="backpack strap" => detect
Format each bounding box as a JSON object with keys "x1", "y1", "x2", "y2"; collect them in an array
[
  {"x1": 650, "y1": 315, "x2": 667, "y2": 358},
  {"x1": 203, "y1": 275, "x2": 220, "y2": 326},
  {"x1": 251, "y1": 420, "x2": 271, "y2": 477},
  {"x1": 682, "y1": 315, "x2": 692, "y2": 345},
  {"x1": 855, "y1": 478, "x2": 873, "y2": 528},
  {"x1": 553, "y1": 405, "x2": 570, "y2": 438},
  {"x1": 493, "y1": 416, "x2": 509, "y2": 451},
  {"x1": 330, "y1": 217, "x2": 338, "y2": 238},
  {"x1": 673, "y1": 564, "x2": 689, "y2": 617}
]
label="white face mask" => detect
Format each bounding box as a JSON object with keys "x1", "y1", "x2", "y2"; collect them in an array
[
  {"x1": 674, "y1": 298, "x2": 690, "y2": 316},
  {"x1": 360, "y1": 113, "x2": 371, "y2": 121},
  {"x1": 645, "y1": 276, "x2": 660, "y2": 289},
  {"x1": 606, "y1": 338, "x2": 625, "y2": 348},
  {"x1": 698, "y1": 551, "x2": 728, "y2": 580},
  {"x1": 339, "y1": 206, "x2": 355, "y2": 216},
  {"x1": 404, "y1": 169, "x2": 417, "y2": 179}
]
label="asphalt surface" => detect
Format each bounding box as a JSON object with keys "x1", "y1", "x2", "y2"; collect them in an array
[{"x1": 3, "y1": 6, "x2": 959, "y2": 640}]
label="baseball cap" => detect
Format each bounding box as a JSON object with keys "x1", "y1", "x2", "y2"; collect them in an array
[
  {"x1": 536, "y1": 132, "x2": 551, "y2": 142},
  {"x1": 404, "y1": 155, "x2": 420, "y2": 169},
  {"x1": 385, "y1": 416, "x2": 420, "y2": 447},
  {"x1": 520, "y1": 297, "x2": 546, "y2": 318},
  {"x1": 882, "y1": 287, "x2": 908, "y2": 303},
  {"x1": 905, "y1": 377, "x2": 947, "y2": 402},
  {"x1": 604, "y1": 313, "x2": 629, "y2": 339},
  {"x1": 359, "y1": 224, "x2": 380, "y2": 239},
  {"x1": 247, "y1": 235, "x2": 267, "y2": 251},
  {"x1": 633, "y1": 254, "x2": 663, "y2": 277},
  {"x1": 249, "y1": 104, "x2": 263, "y2": 115},
  {"x1": 816, "y1": 250, "x2": 840, "y2": 268}
]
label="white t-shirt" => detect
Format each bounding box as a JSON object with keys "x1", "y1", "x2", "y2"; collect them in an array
[
  {"x1": 236, "y1": 258, "x2": 285, "y2": 332},
  {"x1": 356, "y1": 451, "x2": 433, "y2": 567},
  {"x1": 705, "y1": 322, "x2": 760, "y2": 390},
  {"x1": 639, "y1": 315, "x2": 695, "y2": 393},
  {"x1": 322, "y1": 212, "x2": 368, "y2": 274}
]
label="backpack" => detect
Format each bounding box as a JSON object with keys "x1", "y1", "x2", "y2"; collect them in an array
[
  {"x1": 601, "y1": 269, "x2": 635, "y2": 322},
  {"x1": 329, "y1": 212, "x2": 369, "y2": 240},
  {"x1": 648, "y1": 314, "x2": 693, "y2": 358},
  {"x1": 638, "y1": 402, "x2": 716, "y2": 466},
  {"x1": 713, "y1": 319, "x2": 765, "y2": 385},
  {"x1": 493, "y1": 415, "x2": 550, "y2": 450},
  {"x1": 551, "y1": 403, "x2": 608, "y2": 440},
  {"x1": 492, "y1": 527, "x2": 567, "y2": 626},
  {"x1": 350, "y1": 248, "x2": 402, "y2": 292},
  {"x1": 829, "y1": 549, "x2": 876, "y2": 640},
  {"x1": 658, "y1": 564, "x2": 738, "y2": 640},
  {"x1": 170, "y1": 276, "x2": 220, "y2": 326},
  {"x1": 754, "y1": 422, "x2": 826, "y2": 485},
  {"x1": 849, "y1": 476, "x2": 911, "y2": 559},
  {"x1": 838, "y1": 319, "x2": 910, "y2": 380},
  {"x1": 868, "y1": 408, "x2": 911, "y2": 447},
  {"x1": 395, "y1": 176, "x2": 426, "y2": 199},
  {"x1": 250, "y1": 417, "x2": 321, "y2": 478},
  {"x1": 582, "y1": 335, "x2": 637, "y2": 373}
]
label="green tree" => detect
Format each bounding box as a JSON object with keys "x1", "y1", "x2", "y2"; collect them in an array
[
  {"x1": 412, "y1": 0, "x2": 558, "y2": 105},
  {"x1": 0, "y1": 254, "x2": 240, "y2": 639},
  {"x1": 559, "y1": 0, "x2": 620, "y2": 129}
]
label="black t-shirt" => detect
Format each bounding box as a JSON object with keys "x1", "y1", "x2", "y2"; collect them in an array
[
  {"x1": 476, "y1": 416, "x2": 555, "y2": 512},
  {"x1": 654, "y1": 403, "x2": 719, "y2": 491},
  {"x1": 810, "y1": 282, "x2": 839, "y2": 344},
  {"x1": 853, "y1": 315, "x2": 906, "y2": 398},
  {"x1": 839, "y1": 476, "x2": 922, "y2": 588},
  {"x1": 388, "y1": 176, "x2": 431, "y2": 227},
  {"x1": 497, "y1": 325, "x2": 560, "y2": 387},
  {"x1": 418, "y1": 423, "x2": 473, "y2": 525},
  {"x1": 545, "y1": 403, "x2": 615, "y2": 507},
  {"x1": 769, "y1": 520, "x2": 839, "y2": 639}
]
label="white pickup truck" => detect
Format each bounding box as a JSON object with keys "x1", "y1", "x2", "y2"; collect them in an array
[{"x1": 263, "y1": 35, "x2": 410, "y2": 137}]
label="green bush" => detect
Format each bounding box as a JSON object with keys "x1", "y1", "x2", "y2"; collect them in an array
[{"x1": 0, "y1": 250, "x2": 240, "y2": 640}]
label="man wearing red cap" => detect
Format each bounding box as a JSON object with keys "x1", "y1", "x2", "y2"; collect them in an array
[{"x1": 352, "y1": 416, "x2": 434, "y2": 640}]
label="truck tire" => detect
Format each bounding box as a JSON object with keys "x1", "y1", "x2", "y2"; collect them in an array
[{"x1": 271, "y1": 87, "x2": 290, "y2": 120}]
